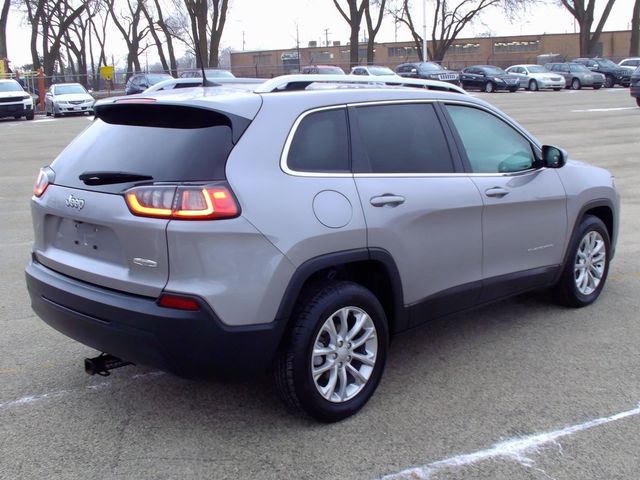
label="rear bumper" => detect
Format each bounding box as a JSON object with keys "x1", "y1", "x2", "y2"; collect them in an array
[{"x1": 25, "y1": 259, "x2": 286, "y2": 378}]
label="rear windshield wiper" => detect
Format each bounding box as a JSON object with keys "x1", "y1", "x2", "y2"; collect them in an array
[{"x1": 79, "y1": 171, "x2": 154, "y2": 186}]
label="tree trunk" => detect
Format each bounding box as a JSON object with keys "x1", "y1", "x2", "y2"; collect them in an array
[
  {"x1": 631, "y1": 0, "x2": 640, "y2": 56},
  {"x1": 0, "y1": 0, "x2": 10, "y2": 60}
]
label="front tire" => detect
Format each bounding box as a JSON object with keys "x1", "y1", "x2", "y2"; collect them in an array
[
  {"x1": 571, "y1": 78, "x2": 581, "y2": 90},
  {"x1": 604, "y1": 75, "x2": 614, "y2": 88},
  {"x1": 276, "y1": 281, "x2": 389, "y2": 422},
  {"x1": 553, "y1": 215, "x2": 610, "y2": 308},
  {"x1": 528, "y1": 80, "x2": 538, "y2": 91}
]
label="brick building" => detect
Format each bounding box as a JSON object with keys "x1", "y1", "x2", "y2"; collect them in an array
[{"x1": 230, "y1": 30, "x2": 632, "y2": 78}]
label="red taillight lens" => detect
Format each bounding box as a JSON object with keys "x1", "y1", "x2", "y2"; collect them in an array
[
  {"x1": 33, "y1": 167, "x2": 54, "y2": 197},
  {"x1": 158, "y1": 293, "x2": 200, "y2": 311},
  {"x1": 124, "y1": 184, "x2": 239, "y2": 220}
]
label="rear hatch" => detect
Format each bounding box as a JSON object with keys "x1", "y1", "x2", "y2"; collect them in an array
[{"x1": 31, "y1": 99, "x2": 256, "y2": 297}]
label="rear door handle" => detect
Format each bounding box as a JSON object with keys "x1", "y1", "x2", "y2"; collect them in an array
[
  {"x1": 484, "y1": 187, "x2": 509, "y2": 198},
  {"x1": 370, "y1": 194, "x2": 406, "y2": 207}
]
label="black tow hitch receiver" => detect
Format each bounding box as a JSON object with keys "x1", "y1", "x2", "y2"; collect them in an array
[{"x1": 84, "y1": 353, "x2": 133, "y2": 376}]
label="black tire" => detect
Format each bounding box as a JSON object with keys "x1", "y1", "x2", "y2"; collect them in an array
[
  {"x1": 553, "y1": 87, "x2": 562, "y2": 91},
  {"x1": 53, "y1": 110, "x2": 61, "y2": 118},
  {"x1": 13, "y1": 115, "x2": 21, "y2": 120},
  {"x1": 484, "y1": 82, "x2": 494, "y2": 93},
  {"x1": 275, "y1": 281, "x2": 389, "y2": 422},
  {"x1": 553, "y1": 215, "x2": 610, "y2": 308},
  {"x1": 528, "y1": 80, "x2": 538, "y2": 91},
  {"x1": 636, "y1": 97, "x2": 640, "y2": 107},
  {"x1": 509, "y1": 87, "x2": 518, "y2": 93},
  {"x1": 571, "y1": 78, "x2": 581, "y2": 90},
  {"x1": 26, "y1": 112, "x2": 34, "y2": 120},
  {"x1": 593, "y1": 84, "x2": 602, "y2": 90},
  {"x1": 604, "y1": 75, "x2": 614, "y2": 88}
]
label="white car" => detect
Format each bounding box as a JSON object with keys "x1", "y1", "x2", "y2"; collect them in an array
[
  {"x1": 45, "y1": 83, "x2": 95, "y2": 117},
  {"x1": 351, "y1": 65, "x2": 400, "y2": 77},
  {"x1": 505, "y1": 64, "x2": 566, "y2": 91},
  {"x1": 619, "y1": 57, "x2": 640, "y2": 74},
  {"x1": 0, "y1": 79, "x2": 35, "y2": 120}
]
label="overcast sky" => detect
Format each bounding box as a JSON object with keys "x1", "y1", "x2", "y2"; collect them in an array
[{"x1": 5, "y1": 0, "x2": 636, "y2": 67}]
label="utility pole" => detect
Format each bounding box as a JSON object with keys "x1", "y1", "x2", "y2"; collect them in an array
[
  {"x1": 422, "y1": 0, "x2": 428, "y2": 61},
  {"x1": 296, "y1": 24, "x2": 301, "y2": 70},
  {"x1": 324, "y1": 28, "x2": 330, "y2": 47},
  {"x1": 242, "y1": 31, "x2": 246, "y2": 51}
]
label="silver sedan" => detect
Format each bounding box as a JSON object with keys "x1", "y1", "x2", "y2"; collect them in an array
[{"x1": 45, "y1": 83, "x2": 95, "y2": 117}]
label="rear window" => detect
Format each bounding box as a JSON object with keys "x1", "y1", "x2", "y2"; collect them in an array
[{"x1": 51, "y1": 105, "x2": 235, "y2": 193}]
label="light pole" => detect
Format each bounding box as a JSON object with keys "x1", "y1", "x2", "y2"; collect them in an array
[{"x1": 422, "y1": 0, "x2": 428, "y2": 61}]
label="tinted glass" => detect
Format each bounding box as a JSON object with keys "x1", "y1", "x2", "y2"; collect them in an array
[
  {"x1": 52, "y1": 105, "x2": 235, "y2": 193},
  {"x1": 0, "y1": 81, "x2": 23, "y2": 92},
  {"x1": 287, "y1": 109, "x2": 350, "y2": 172},
  {"x1": 54, "y1": 84, "x2": 87, "y2": 95},
  {"x1": 419, "y1": 62, "x2": 444, "y2": 72},
  {"x1": 483, "y1": 67, "x2": 505, "y2": 75},
  {"x1": 527, "y1": 65, "x2": 548, "y2": 73},
  {"x1": 446, "y1": 105, "x2": 534, "y2": 174},
  {"x1": 355, "y1": 103, "x2": 454, "y2": 174}
]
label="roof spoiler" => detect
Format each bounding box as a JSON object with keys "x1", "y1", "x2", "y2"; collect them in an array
[{"x1": 253, "y1": 74, "x2": 467, "y2": 95}]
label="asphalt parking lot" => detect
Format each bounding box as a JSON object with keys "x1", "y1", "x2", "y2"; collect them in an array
[{"x1": 1, "y1": 88, "x2": 639, "y2": 480}]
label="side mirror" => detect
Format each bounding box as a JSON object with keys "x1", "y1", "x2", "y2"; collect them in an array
[{"x1": 542, "y1": 145, "x2": 567, "y2": 168}]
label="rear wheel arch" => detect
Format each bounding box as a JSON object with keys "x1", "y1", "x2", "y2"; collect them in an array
[{"x1": 275, "y1": 249, "x2": 407, "y2": 342}]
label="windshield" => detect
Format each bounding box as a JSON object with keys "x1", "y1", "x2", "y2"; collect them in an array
[
  {"x1": 368, "y1": 66, "x2": 395, "y2": 76},
  {"x1": 527, "y1": 65, "x2": 548, "y2": 73},
  {"x1": 484, "y1": 67, "x2": 507, "y2": 75},
  {"x1": 205, "y1": 69, "x2": 235, "y2": 78},
  {"x1": 570, "y1": 64, "x2": 590, "y2": 72},
  {"x1": 147, "y1": 74, "x2": 172, "y2": 85},
  {"x1": 419, "y1": 63, "x2": 444, "y2": 72},
  {"x1": 54, "y1": 84, "x2": 87, "y2": 95},
  {"x1": 318, "y1": 67, "x2": 345, "y2": 74},
  {"x1": 597, "y1": 59, "x2": 618, "y2": 69},
  {"x1": 0, "y1": 81, "x2": 24, "y2": 93}
]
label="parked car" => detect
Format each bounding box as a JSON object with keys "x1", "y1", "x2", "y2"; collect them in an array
[
  {"x1": 125, "y1": 73, "x2": 173, "y2": 95},
  {"x1": 618, "y1": 57, "x2": 640, "y2": 74},
  {"x1": 179, "y1": 68, "x2": 236, "y2": 79},
  {"x1": 395, "y1": 61, "x2": 460, "y2": 85},
  {"x1": 545, "y1": 62, "x2": 605, "y2": 90},
  {"x1": 631, "y1": 65, "x2": 640, "y2": 107},
  {"x1": 0, "y1": 79, "x2": 34, "y2": 120},
  {"x1": 504, "y1": 64, "x2": 565, "y2": 91},
  {"x1": 301, "y1": 65, "x2": 345, "y2": 75},
  {"x1": 350, "y1": 65, "x2": 398, "y2": 77},
  {"x1": 460, "y1": 65, "x2": 520, "y2": 92},
  {"x1": 26, "y1": 74, "x2": 619, "y2": 422},
  {"x1": 572, "y1": 57, "x2": 631, "y2": 88},
  {"x1": 45, "y1": 83, "x2": 95, "y2": 117}
]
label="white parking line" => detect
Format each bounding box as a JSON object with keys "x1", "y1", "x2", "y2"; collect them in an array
[
  {"x1": 571, "y1": 107, "x2": 636, "y2": 113},
  {"x1": 381, "y1": 402, "x2": 640, "y2": 479},
  {"x1": 0, "y1": 371, "x2": 164, "y2": 410}
]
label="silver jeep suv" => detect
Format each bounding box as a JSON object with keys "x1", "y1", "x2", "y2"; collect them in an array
[{"x1": 26, "y1": 75, "x2": 619, "y2": 422}]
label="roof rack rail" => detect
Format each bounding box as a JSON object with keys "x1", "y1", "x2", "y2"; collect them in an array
[{"x1": 253, "y1": 74, "x2": 467, "y2": 95}]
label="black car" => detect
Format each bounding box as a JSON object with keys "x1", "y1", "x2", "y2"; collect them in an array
[
  {"x1": 572, "y1": 58, "x2": 631, "y2": 88},
  {"x1": 631, "y1": 66, "x2": 640, "y2": 107},
  {"x1": 460, "y1": 65, "x2": 520, "y2": 93},
  {"x1": 124, "y1": 73, "x2": 173, "y2": 95},
  {"x1": 395, "y1": 61, "x2": 460, "y2": 85}
]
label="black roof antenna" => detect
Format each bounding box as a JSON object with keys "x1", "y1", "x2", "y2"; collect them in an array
[{"x1": 187, "y1": 4, "x2": 216, "y2": 87}]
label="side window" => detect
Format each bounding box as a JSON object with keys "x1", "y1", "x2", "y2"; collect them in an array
[
  {"x1": 287, "y1": 108, "x2": 350, "y2": 173},
  {"x1": 446, "y1": 105, "x2": 534, "y2": 174},
  {"x1": 354, "y1": 103, "x2": 454, "y2": 174}
]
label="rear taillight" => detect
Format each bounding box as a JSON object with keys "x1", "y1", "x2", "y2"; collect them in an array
[
  {"x1": 124, "y1": 184, "x2": 239, "y2": 220},
  {"x1": 33, "y1": 167, "x2": 55, "y2": 198}
]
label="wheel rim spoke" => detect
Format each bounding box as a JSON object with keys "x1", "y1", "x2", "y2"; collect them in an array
[
  {"x1": 573, "y1": 230, "x2": 606, "y2": 295},
  {"x1": 311, "y1": 306, "x2": 378, "y2": 403}
]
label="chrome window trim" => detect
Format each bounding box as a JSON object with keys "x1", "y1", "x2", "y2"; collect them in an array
[{"x1": 280, "y1": 99, "x2": 542, "y2": 178}]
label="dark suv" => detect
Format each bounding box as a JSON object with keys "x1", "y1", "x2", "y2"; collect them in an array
[
  {"x1": 395, "y1": 61, "x2": 460, "y2": 85},
  {"x1": 631, "y1": 66, "x2": 640, "y2": 107},
  {"x1": 572, "y1": 58, "x2": 631, "y2": 88}
]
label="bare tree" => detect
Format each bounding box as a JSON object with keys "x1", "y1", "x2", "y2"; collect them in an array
[
  {"x1": 183, "y1": 0, "x2": 228, "y2": 68},
  {"x1": 22, "y1": 0, "x2": 87, "y2": 78},
  {"x1": 1, "y1": 0, "x2": 10, "y2": 60},
  {"x1": 560, "y1": 0, "x2": 617, "y2": 56},
  {"x1": 106, "y1": 0, "x2": 149, "y2": 76},
  {"x1": 333, "y1": 0, "x2": 368, "y2": 67},
  {"x1": 141, "y1": 0, "x2": 178, "y2": 76},
  {"x1": 392, "y1": 0, "x2": 507, "y2": 61},
  {"x1": 631, "y1": 0, "x2": 639, "y2": 56},
  {"x1": 364, "y1": 0, "x2": 387, "y2": 64}
]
